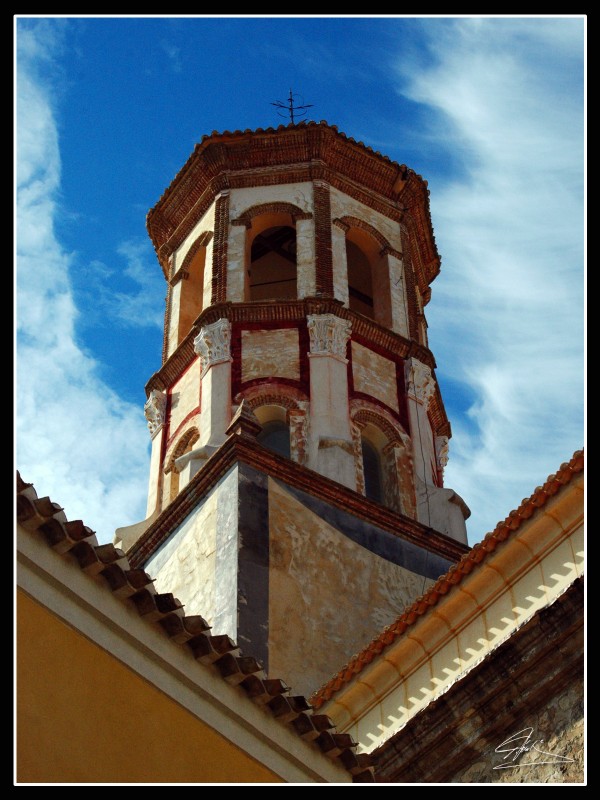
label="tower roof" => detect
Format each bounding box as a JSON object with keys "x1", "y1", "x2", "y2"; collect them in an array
[{"x1": 147, "y1": 121, "x2": 441, "y2": 289}]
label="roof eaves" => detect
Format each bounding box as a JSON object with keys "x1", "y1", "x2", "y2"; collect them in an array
[{"x1": 16, "y1": 471, "x2": 374, "y2": 783}]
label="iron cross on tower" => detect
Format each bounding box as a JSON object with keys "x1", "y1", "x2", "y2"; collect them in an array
[{"x1": 271, "y1": 89, "x2": 313, "y2": 124}]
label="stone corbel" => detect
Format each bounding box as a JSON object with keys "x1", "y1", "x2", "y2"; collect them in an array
[{"x1": 144, "y1": 389, "x2": 167, "y2": 438}]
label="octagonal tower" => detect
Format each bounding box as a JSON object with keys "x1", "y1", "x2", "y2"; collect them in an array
[{"x1": 117, "y1": 122, "x2": 470, "y2": 697}]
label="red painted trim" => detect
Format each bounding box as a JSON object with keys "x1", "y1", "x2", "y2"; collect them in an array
[
  {"x1": 165, "y1": 408, "x2": 201, "y2": 452},
  {"x1": 231, "y1": 321, "x2": 310, "y2": 399},
  {"x1": 348, "y1": 334, "x2": 409, "y2": 431}
]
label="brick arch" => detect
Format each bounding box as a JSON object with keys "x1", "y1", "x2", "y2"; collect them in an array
[
  {"x1": 178, "y1": 230, "x2": 214, "y2": 275},
  {"x1": 235, "y1": 383, "x2": 308, "y2": 413},
  {"x1": 351, "y1": 405, "x2": 408, "y2": 448},
  {"x1": 164, "y1": 426, "x2": 200, "y2": 474},
  {"x1": 232, "y1": 202, "x2": 312, "y2": 228},
  {"x1": 334, "y1": 215, "x2": 392, "y2": 253}
]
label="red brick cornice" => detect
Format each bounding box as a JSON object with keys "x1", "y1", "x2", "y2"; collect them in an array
[
  {"x1": 147, "y1": 299, "x2": 436, "y2": 387},
  {"x1": 126, "y1": 434, "x2": 470, "y2": 570}
]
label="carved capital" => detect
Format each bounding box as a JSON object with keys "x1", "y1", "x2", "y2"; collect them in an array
[
  {"x1": 144, "y1": 390, "x2": 167, "y2": 438},
  {"x1": 194, "y1": 318, "x2": 232, "y2": 377},
  {"x1": 435, "y1": 435, "x2": 450, "y2": 471},
  {"x1": 307, "y1": 314, "x2": 351, "y2": 360},
  {"x1": 406, "y1": 358, "x2": 436, "y2": 408}
]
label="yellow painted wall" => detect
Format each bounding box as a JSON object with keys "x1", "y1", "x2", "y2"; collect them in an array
[{"x1": 17, "y1": 591, "x2": 282, "y2": 784}]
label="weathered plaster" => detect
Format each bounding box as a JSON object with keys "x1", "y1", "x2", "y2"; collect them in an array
[
  {"x1": 146, "y1": 468, "x2": 239, "y2": 638},
  {"x1": 267, "y1": 478, "x2": 430, "y2": 698},
  {"x1": 351, "y1": 341, "x2": 399, "y2": 413},
  {"x1": 241, "y1": 329, "x2": 300, "y2": 382},
  {"x1": 169, "y1": 363, "x2": 201, "y2": 435}
]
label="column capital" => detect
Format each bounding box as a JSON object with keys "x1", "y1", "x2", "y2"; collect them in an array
[
  {"x1": 435, "y1": 435, "x2": 450, "y2": 470},
  {"x1": 194, "y1": 318, "x2": 232, "y2": 377},
  {"x1": 144, "y1": 389, "x2": 167, "y2": 438},
  {"x1": 307, "y1": 313, "x2": 351, "y2": 361},
  {"x1": 406, "y1": 358, "x2": 436, "y2": 409}
]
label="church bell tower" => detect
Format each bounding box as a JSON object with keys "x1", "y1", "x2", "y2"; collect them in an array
[{"x1": 116, "y1": 121, "x2": 470, "y2": 698}]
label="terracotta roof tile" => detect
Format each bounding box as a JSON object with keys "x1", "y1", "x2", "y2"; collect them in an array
[
  {"x1": 310, "y1": 449, "x2": 584, "y2": 709},
  {"x1": 16, "y1": 471, "x2": 374, "y2": 783}
]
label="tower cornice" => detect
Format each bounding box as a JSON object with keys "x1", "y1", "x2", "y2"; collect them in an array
[{"x1": 146, "y1": 122, "x2": 440, "y2": 289}]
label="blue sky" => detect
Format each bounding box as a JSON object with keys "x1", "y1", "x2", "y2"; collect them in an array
[{"x1": 16, "y1": 16, "x2": 585, "y2": 546}]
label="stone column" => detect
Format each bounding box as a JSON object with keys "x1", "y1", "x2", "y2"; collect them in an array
[
  {"x1": 331, "y1": 219, "x2": 349, "y2": 306},
  {"x1": 194, "y1": 318, "x2": 233, "y2": 448},
  {"x1": 227, "y1": 219, "x2": 249, "y2": 302},
  {"x1": 144, "y1": 389, "x2": 167, "y2": 516},
  {"x1": 296, "y1": 217, "x2": 316, "y2": 299},
  {"x1": 405, "y1": 358, "x2": 437, "y2": 486},
  {"x1": 307, "y1": 313, "x2": 355, "y2": 489},
  {"x1": 384, "y1": 248, "x2": 410, "y2": 338}
]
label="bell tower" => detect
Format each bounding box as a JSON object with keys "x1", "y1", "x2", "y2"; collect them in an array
[{"x1": 116, "y1": 122, "x2": 470, "y2": 697}]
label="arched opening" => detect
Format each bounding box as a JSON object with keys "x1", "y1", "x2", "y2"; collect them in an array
[
  {"x1": 178, "y1": 246, "x2": 206, "y2": 344},
  {"x1": 247, "y1": 213, "x2": 297, "y2": 301},
  {"x1": 357, "y1": 421, "x2": 391, "y2": 506},
  {"x1": 165, "y1": 428, "x2": 199, "y2": 503},
  {"x1": 347, "y1": 240, "x2": 374, "y2": 319},
  {"x1": 345, "y1": 225, "x2": 392, "y2": 327},
  {"x1": 361, "y1": 437, "x2": 383, "y2": 503},
  {"x1": 254, "y1": 404, "x2": 291, "y2": 459}
]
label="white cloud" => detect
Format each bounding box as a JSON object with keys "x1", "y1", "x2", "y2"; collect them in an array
[
  {"x1": 396, "y1": 18, "x2": 584, "y2": 542},
  {"x1": 16, "y1": 21, "x2": 152, "y2": 544}
]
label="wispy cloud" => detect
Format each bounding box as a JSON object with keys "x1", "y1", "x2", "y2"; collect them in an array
[
  {"x1": 76, "y1": 239, "x2": 164, "y2": 331},
  {"x1": 16, "y1": 20, "x2": 151, "y2": 544},
  {"x1": 395, "y1": 18, "x2": 584, "y2": 542},
  {"x1": 161, "y1": 39, "x2": 182, "y2": 73}
]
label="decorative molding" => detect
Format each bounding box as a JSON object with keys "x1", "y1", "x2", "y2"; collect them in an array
[
  {"x1": 380, "y1": 245, "x2": 404, "y2": 261},
  {"x1": 171, "y1": 230, "x2": 214, "y2": 286},
  {"x1": 334, "y1": 215, "x2": 392, "y2": 253},
  {"x1": 307, "y1": 313, "x2": 351, "y2": 360},
  {"x1": 169, "y1": 268, "x2": 190, "y2": 287},
  {"x1": 165, "y1": 427, "x2": 200, "y2": 474},
  {"x1": 194, "y1": 318, "x2": 232, "y2": 377},
  {"x1": 144, "y1": 390, "x2": 167, "y2": 438},
  {"x1": 332, "y1": 218, "x2": 350, "y2": 233},
  {"x1": 406, "y1": 358, "x2": 436, "y2": 409},
  {"x1": 352, "y1": 406, "x2": 410, "y2": 449},
  {"x1": 232, "y1": 201, "x2": 312, "y2": 228}
]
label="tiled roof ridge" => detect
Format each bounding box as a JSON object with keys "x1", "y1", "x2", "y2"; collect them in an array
[
  {"x1": 16, "y1": 471, "x2": 374, "y2": 783},
  {"x1": 310, "y1": 448, "x2": 584, "y2": 708}
]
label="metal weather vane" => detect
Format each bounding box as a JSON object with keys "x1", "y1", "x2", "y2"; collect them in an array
[{"x1": 271, "y1": 89, "x2": 314, "y2": 124}]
